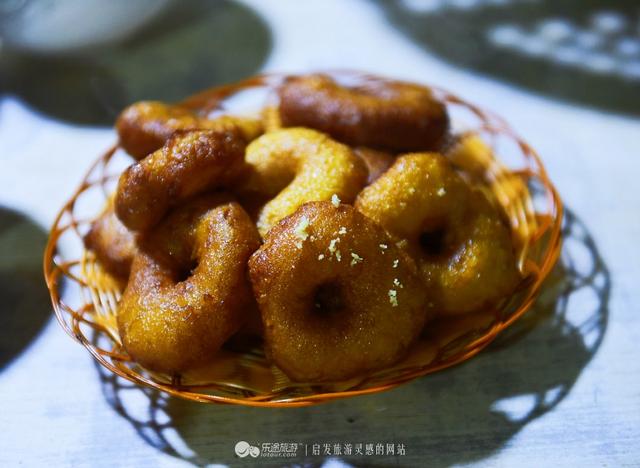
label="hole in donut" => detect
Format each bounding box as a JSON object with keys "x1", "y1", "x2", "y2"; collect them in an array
[
  {"x1": 174, "y1": 259, "x2": 198, "y2": 283},
  {"x1": 312, "y1": 282, "x2": 346, "y2": 315},
  {"x1": 420, "y1": 228, "x2": 447, "y2": 257}
]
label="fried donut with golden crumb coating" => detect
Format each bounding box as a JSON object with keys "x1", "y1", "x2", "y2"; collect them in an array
[
  {"x1": 116, "y1": 101, "x2": 262, "y2": 159},
  {"x1": 84, "y1": 198, "x2": 136, "y2": 279},
  {"x1": 115, "y1": 129, "x2": 246, "y2": 232},
  {"x1": 243, "y1": 128, "x2": 367, "y2": 236},
  {"x1": 278, "y1": 74, "x2": 449, "y2": 151},
  {"x1": 356, "y1": 152, "x2": 520, "y2": 316},
  {"x1": 118, "y1": 195, "x2": 261, "y2": 374},
  {"x1": 249, "y1": 201, "x2": 429, "y2": 382}
]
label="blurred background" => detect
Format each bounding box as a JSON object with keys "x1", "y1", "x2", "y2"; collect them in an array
[
  {"x1": 0, "y1": 1, "x2": 638, "y2": 467},
  {"x1": 1, "y1": 0, "x2": 638, "y2": 123}
]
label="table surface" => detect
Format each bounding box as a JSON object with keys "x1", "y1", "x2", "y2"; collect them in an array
[{"x1": 1, "y1": 1, "x2": 639, "y2": 466}]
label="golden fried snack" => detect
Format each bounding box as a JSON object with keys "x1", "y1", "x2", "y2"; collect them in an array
[
  {"x1": 116, "y1": 101, "x2": 263, "y2": 159},
  {"x1": 242, "y1": 128, "x2": 367, "y2": 236},
  {"x1": 84, "y1": 198, "x2": 136, "y2": 279},
  {"x1": 354, "y1": 147, "x2": 395, "y2": 184},
  {"x1": 446, "y1": 132, "x2": 538, "y2": 245},
  {"x1": 118, "y1": 195, "x2": 261, "y2": 374},
  {"x1": 278, "y1": 74, "x2": 449, "y2": 151},
  {"x1": 115, "y1": 129, "x2": 246, "y2": 232},
  {"x1": 261, "y1": 105, "x2": 282, "y2": 133},
  {"x1": 249, "y1": 201, "x2": 429, "y2": 382},
  {"x1": 356, "y1": 152, "x2": 520, "y2": 316}
]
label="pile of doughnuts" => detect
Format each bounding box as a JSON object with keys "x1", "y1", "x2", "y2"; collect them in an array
[{"x1": 85, "y1": 73, "x2": 521, "y2": 383}]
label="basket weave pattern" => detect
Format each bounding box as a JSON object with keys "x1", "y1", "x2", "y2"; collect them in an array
[{"x1": 43, "y1": 74, "x2": 562, "y2": 407}]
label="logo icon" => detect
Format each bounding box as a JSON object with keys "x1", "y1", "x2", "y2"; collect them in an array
[{"x1": 235, "y1": 441, "x2": 260, "y2": 458}]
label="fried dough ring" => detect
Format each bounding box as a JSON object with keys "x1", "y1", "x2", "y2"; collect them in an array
[
  {"x1": 115, "y1": 129, "x2": 246, "y2": 232},
  {"x1": 277, "y1": 74, "x2": 449, "y2": 151},
  {"x1": 356, "y1": 152, "x2": 520, "y2": 316},
  {"x1": 249, "y1": 201, "x2": 429, "y2": 382},
  {"x1": 261, "y1": 106, "x2": 394, "y2": 185},
  {"x1": 84, "y1": 197, "x2": 136, "y2": 279},
  {"x1": 118, "y1": 195, "x2": 261, "y2": 374},
  {"x1": 243, "y1": 128, "x2": 367, "y2": 236},
  {"x1": 116, "y1": 101, "x2": 262, "y2": 159}
]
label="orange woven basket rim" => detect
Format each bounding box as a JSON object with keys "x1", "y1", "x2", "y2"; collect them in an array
[{"x1": 43, "y1": 72, "x2": 563, "y2": 407}]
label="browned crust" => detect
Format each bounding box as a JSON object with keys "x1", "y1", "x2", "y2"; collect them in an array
[
  {"x1": 118, "y1": 195, "x2": 261, "y2": 374},
  {"x1": 249, "y1": 201, "x2": 429, "y2": 382},
  {"x1": 115, "y1": 129, "x2": 247, "y2": 232},
  {"x1": 278, "y1": 74, "x2": 449, "y2": 152}
]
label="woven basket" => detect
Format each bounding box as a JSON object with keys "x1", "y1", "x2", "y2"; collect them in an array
[{"x1": 43, "y1": 73, "x2": 562, "y2": 407}]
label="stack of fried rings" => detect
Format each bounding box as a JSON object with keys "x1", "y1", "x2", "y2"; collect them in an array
[{"x1": 85, "y1": 73, "x2": 521, "y2": 382}]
